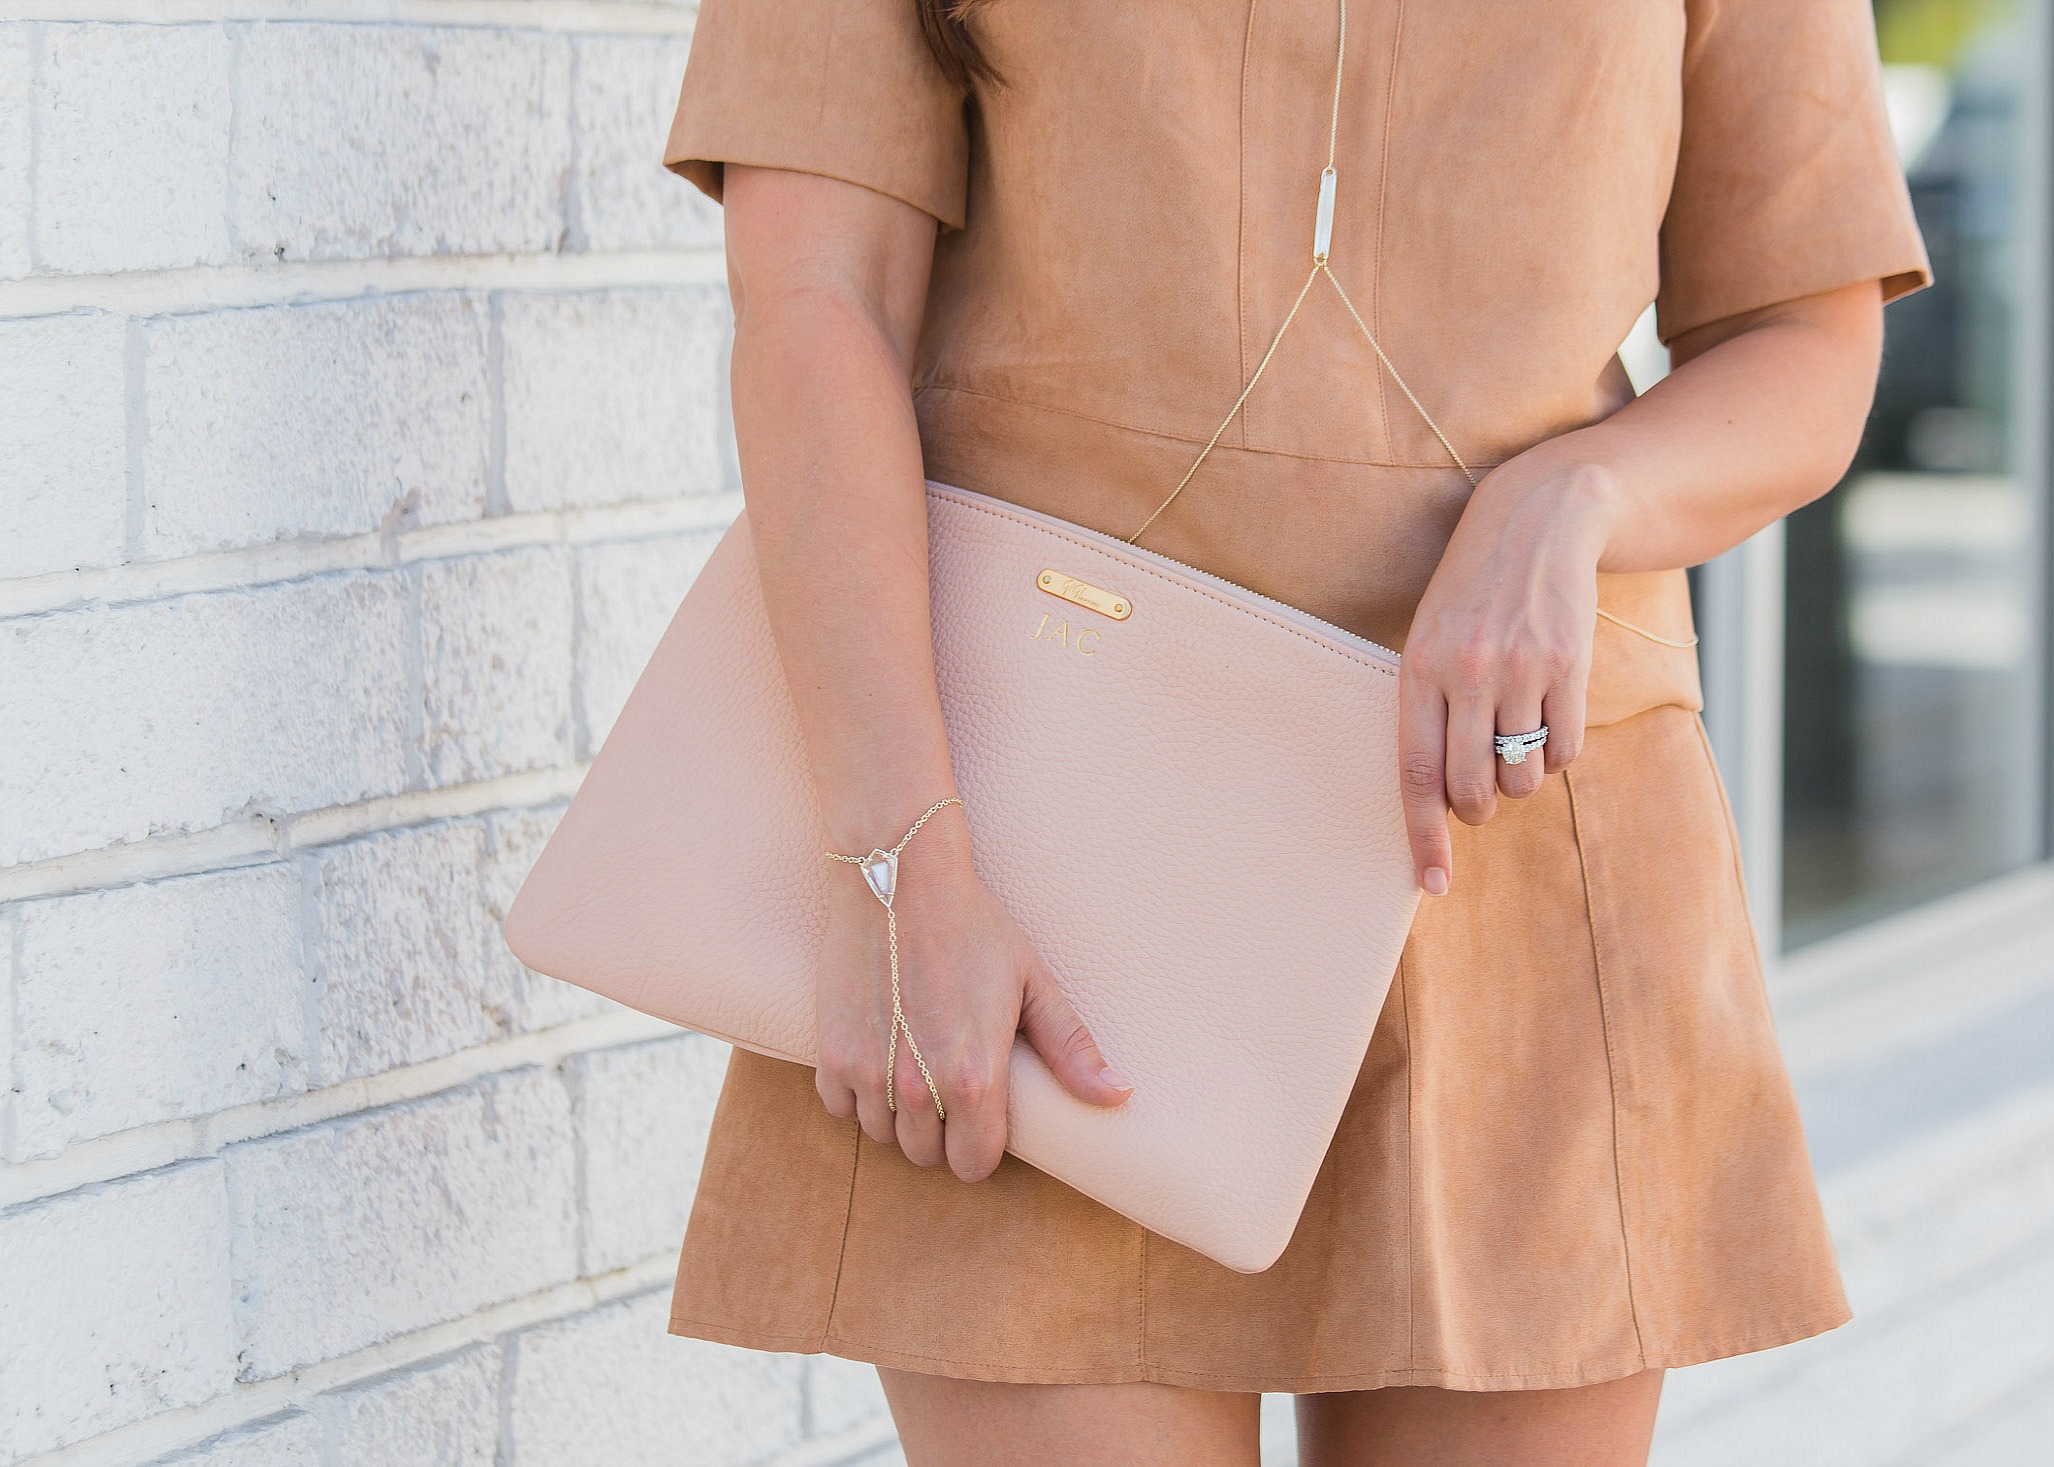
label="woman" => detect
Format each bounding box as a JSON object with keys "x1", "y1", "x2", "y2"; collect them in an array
[{"x1": 656, "y1": 1, "x2": 1930, "y2": 1462}]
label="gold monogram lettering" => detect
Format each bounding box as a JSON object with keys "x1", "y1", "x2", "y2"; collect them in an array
[{"x1": 1030, "y1": 612, "x2": 1105, "y2": 654}]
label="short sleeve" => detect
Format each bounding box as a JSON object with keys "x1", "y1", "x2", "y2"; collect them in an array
[
  {"x1": 1654, "y1": 0, "x2": 1933, "y2": 343},
  {"x1": 663, "y1": 0, "x2": 973, "y2": 231}
]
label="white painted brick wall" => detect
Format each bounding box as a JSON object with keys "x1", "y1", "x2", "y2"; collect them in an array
[
  {"x1": 36, "y1": 24, "x2": 235, "y2": 274},
  {"x1": 226, "y1": 1067, "x2": 579, "y2": 1379},
  {"x1": 418, "y1": 546, "x2": 576, "y2": 785},
  {"x1": 141, "y1": 295, "x2": 492, "y2": 557},
  {"x1": 1, "y1": 574, "x2": 416, "y2": 866},
  {"x1": 323, "y1": 1348, "x2": 502, "y2": 1466},
  {"x1": 573, "y1": 530, "x2": 718, "y2": 750},
  {"x1": 148, "y1": 1415, "x2": 321, "y2": 1467},
  {"x1": 572, "y1": 34, "x2": 720, "y2": 252},
  {"x1": 232, "y1": 26, "x2": 572, "y2": 263},
  {"x1": 0, "y1": 1165, "x2": 236, "y2": 1460},
  {"x1": 482, "y1": 801, "x2": 618, "y2": 1031},
  {"x1": 0, "y1": 27, "x2": 30, "y2": 278},
  {"x1": 0, "y1": 311, "x2": 128, "y2": 579},
  {"x1": 501, "y1": 286, "x2": 728, "y2": 512},
  {"x1": 507, "y1": 1292, "x2": 806, "y2": 1467},
  {"x1": 9, "y1": 864, "x2": 306, "y2": 1159},
  {"x1": 0, "y1": 5, "x2": 890, "y2": 1464},
  {"x1": 567, "y1": 1032, "x2": 728, "y2": 1275},
  {"x1": 305, "y1": 820, "x2": 513, "y2": 1083}
]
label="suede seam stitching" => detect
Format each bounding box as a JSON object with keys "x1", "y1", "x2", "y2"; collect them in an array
[
  {"x1": 1138, "y1": 1216, "x2": 1152, "y2": 1374},
  {"x1": 1691, "y1": 711, "x2": 1765, "y2": 970},
  {"x1": 914, "y1": 380, "x2": 1503, "y2": 472},
  {"x1": 1372, "y1": 0, "x2": 1405, "y2": 455},
  {"x1": 814, "y1": 1121, "x2": 866, "y2": 1354},
  {"x1": 1399, "y1": 949, "x2": 1418, "y2": 1374},
  {"x1": 1235, "y1": 0, "x2": 1258, "y2": 449},
  {"x1": 1565, "y1": 763, "x2": 1652, "y2": 1370}
]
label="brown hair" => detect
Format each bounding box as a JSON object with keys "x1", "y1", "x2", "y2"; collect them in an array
[{"x1": 918, "y1": 0, "x2": 1001, "y2": 89}]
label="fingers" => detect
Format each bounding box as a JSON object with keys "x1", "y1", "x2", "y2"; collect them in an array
[
  {"x1": 851, "y1": 1061, "x2": 898, "y2": 1148},
  {"x1": 1398, "y1": 674, "x2": 1453, "y2": 895},
  {"x1": 814, "y1": 1069, "x2": 858, "y2": 1123},
  {"x1": 1443, "y1": 690, "x2": 1499, "y2": 827},
  {"x1": 1018, "y1": 964, "x2": 1133, "y2": 1108},
  {"x1": 1540, "y1": 660, "x2": 1588, "y2": 776},
  {"x1": 817, "y1": 977, "x2": 898, "y2": 1144},
  {"x1": 891, "y1": 1031, "x2": 948, "y2": 1168},
  {"x1": 941, "y1": 1048, "x2": 1009, "y2": 1184},
  {"x1": 1493, "y1": 689, "x2": 1548, "y2": 801}
]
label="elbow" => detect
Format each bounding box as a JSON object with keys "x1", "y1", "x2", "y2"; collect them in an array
[
  {"x1": 1796, "y1": 384, "x2": 1877, "y2": 507},
  {"x1": 1792, "y1": 349, "x2": 1883, "y2": 510},
  {"x1": 1784, "y1": 285, "x2": 1888, "y2": 510}
]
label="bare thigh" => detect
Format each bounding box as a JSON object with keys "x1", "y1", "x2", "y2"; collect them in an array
[
  {"x1": 878, "y1": 1366, "x2": 1262, "y2": 1467},
  {"x1": 1296, "y1": 1368, "x2": 1665, "y2": 1467}
]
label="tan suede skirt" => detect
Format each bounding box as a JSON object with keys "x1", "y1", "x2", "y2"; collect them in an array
[{"x1": 664, "y1": 700, "x2": 1852, "y2": 1392}]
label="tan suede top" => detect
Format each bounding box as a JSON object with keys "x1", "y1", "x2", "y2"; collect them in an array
[{"x1": 665, "y1": 0, "x2": 1930, "y2": 719}]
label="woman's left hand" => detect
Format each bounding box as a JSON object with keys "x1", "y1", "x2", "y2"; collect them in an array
[{"x1": 1397, "y1": 453, "x2": 1618, "y2": 897}]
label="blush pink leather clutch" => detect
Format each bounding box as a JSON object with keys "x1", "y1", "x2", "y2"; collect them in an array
[{"x1": 503, "y1": 478, "x2": 1421, "y2": 1273}]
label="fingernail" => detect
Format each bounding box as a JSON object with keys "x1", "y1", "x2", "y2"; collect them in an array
[
  {"x1": 1423, "y1": 866, "x2": 1449, "y2": 896},
  {"x1": 1099, "y1": 1066, "x2": 1133, "y2": 1092}
]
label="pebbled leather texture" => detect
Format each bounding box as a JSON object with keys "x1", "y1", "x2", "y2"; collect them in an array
[{"x1": 503, "y1": 480, "x2": 1422, "y2": 1274}]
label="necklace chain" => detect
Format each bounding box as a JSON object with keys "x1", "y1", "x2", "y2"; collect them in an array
[{"x1": 1123, "y1": 0, "x2": 1477, "y2": 551}]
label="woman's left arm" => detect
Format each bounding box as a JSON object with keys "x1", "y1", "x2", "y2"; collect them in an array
[{"x1": 1398, "y1": 278, "x2": 1884, "y2": 897}]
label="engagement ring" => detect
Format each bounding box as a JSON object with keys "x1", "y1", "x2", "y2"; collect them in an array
[{"x1": 1494, "y1": 726, "x2": 1550, "y2": 765}]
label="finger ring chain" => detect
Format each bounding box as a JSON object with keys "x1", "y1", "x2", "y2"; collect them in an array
[
  {"x1": 1494, "y1": 726, "x2": 1550, "y2": 765},
  {"x1": 825, "y1": 796, "x2": 962, "y2": 1124}
]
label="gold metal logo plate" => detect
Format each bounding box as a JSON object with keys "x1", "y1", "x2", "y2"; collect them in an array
[{"x1": 1036, "y1": 569, "x2": 1131, "y2": 620}]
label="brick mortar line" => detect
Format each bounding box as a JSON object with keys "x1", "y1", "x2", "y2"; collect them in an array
[
  {"x1": 0, "y1": 1005, "x2": 677, "y2": 1209},
  {"x1": 0, "y1": 490, "x2": 741, "y2": 620},
  {"x1": 0, "y1": 763, "x2": 593, "y2": 903},
  {"x1": 10, "y1": 1262, "x2": 682, "y2": 1467},
  {"x1": 0, "y1": 246, "x2": 727, "y2": 319},
  {"x1": 0, "y1": 1, "x2": 697, "y2": 37}
]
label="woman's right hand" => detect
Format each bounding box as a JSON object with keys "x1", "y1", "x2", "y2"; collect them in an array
[
  {"x1": 812, "y1": 814, "x2": 1135, "y2": 1183},
  {"x1": 716, "y1": 165, "x2": 1129, "y2": 1178}
]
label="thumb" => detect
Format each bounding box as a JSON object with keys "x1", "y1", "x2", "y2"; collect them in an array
[{"x1": 1019, "y1": 964, "x2": 1134, "y2": 1107}]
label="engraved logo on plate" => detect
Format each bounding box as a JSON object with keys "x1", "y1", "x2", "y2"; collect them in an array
[{"x1": 1036, "y1": 569, "x2": 1131, "y2": 620}]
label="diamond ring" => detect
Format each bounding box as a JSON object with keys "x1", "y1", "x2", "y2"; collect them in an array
[{"x1": 1494, "y1": 725, "x2": 1549, "y2": 765}]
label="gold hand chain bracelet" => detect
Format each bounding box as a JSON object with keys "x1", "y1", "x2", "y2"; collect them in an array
[{"x1": 824, "y1": 795, "x2": 963, "y2": 1124}]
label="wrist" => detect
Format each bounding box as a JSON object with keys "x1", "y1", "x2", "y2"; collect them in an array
[
  {"x1": 822, "y1": 788, "x2": 977, "y2": 877},
  {"x1": 1478, "y1": 443, "x2": 1627, "y2": 565}
]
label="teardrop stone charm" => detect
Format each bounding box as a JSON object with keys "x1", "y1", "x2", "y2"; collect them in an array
[{"x1": 859, "y1": 847, "x2": 898, "y2": 908}]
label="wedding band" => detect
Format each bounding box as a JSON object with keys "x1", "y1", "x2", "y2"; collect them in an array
[{"x1": 1493, "y1": 725, "x2": 1549, "y2": 765}]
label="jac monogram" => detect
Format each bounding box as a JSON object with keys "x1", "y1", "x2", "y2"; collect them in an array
[{"x1": 1029, "y1": 609, "x2": 1104, "y2": 654}]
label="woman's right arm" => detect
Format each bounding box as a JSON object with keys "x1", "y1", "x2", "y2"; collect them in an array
[{"x1": 721, "y1": 164, "x2": 1133, "y2": 1185}]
